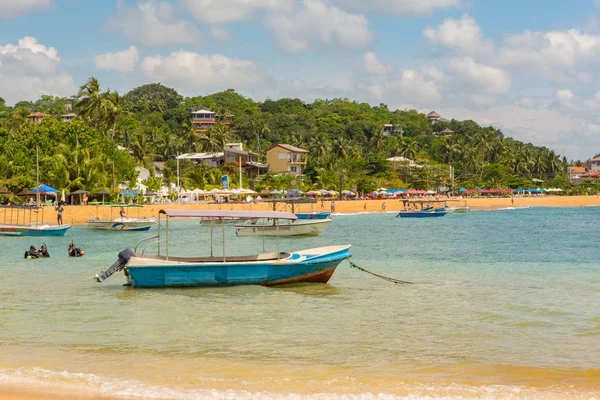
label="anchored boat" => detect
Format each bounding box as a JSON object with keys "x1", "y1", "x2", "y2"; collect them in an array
[
  {"x1": 397, "y1": 200, "x2": 449, "y2": 218},
  {"x1": 0, "y1": 206, "x2": 71, "y2": 236},
  {"x1": 87, "y1": 204, "x2": 156, "y2": 231},
  {"x1": 250, "y1": 197, "x2": 332, "y2": 236},
  {"x1": 95, "y1": 210, "x2": 351, "y2": 288}
]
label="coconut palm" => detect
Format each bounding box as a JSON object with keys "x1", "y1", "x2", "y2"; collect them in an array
[{"x1": 75, "y1": 77, "x2": 103, "y2": 129}]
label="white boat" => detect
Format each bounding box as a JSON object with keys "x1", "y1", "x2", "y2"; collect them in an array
[
  {"x1": 235, "y1": 218, "x2": 332, "y2": 237},
  {"x1": 444, "y1": 206, "x2": 470, "y2": 214},
  {"x1": 87, "y1": 217, "x2": 156, "y2": 231},
  {"x1": 87, "y1": 204, "x2": 155, "y2": 231}
]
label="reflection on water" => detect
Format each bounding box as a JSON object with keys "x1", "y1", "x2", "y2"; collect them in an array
[{"x1": 1, "y1": 207, "x2": 600, "y2": 398}]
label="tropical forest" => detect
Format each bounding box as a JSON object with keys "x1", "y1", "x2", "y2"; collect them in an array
[{"x1": 0, "y1": 77, "x2": 574, "y2": 197}]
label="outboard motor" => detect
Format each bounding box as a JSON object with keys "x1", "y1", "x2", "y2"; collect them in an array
[{"x1": 95, "y1": 248, "x2": 135, "y2": 283}]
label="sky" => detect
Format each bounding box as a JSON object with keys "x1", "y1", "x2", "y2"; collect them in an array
[{"x1": 1, "y1": 0, "x2": 600, "y2": 160}]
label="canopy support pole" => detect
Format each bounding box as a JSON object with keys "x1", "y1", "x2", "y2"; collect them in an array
[
  {"x1": 277, "y1": 219, "x2": 280, "y2": 259},
  {"x1": 158, "y1": 213, "x2": 161, "y2": 256},
  {"x1": 222, "y1": 217, "x2": 226, "y2": 262},
  {"x1": 166, "y1": 216, "x2": 169, "y2": 260},
  {"x1": 210, "y1": 218, "x2": 213, "y2": 257}
]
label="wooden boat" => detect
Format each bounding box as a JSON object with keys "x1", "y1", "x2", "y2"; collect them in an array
[
  {"x1": 295, "y1": 212, "x2": 331, "y2": 220},
  {"x1": 87, "y1": 204, "x2": 155, "y2": 231},
  {"x1": 0, "y1": 206, "x2": 71, "y2": 236},
  {"x1": 94, "y1": 210, "x2": 351, "y2": 288},
  {"x1": 255, "y1": 197, "x2": 331, "y2": 236},
  {"x1": 235, "y1": 218, "x2": 332, "y2": 237},
  {"x1": 397, "y1": 210, "x2": 446, "y2": 218}
]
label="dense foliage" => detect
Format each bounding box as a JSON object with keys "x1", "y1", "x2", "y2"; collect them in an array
[{"x1": 0, "y1": 77, "x2": 572, "y2": 196}]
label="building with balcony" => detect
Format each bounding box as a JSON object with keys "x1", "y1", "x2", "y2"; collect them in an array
[
  {"x1": 190, "y1": 106, "x2": 232, "y2": 132},
  {"x1": 223, "y1": 143, "x2": 258, "y2": 165},
  {"x1": 266, "y1": 144, "x2": 309, "y2": 175}
]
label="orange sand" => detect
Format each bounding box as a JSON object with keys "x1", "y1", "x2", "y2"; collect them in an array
[{"x1": 10, "y1": 195, "x2": 600, "y2": 225}]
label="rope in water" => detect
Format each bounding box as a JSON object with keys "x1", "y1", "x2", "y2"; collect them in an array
[{"x1": 348, "y1": 259, "x2": 413, "y2": 284}]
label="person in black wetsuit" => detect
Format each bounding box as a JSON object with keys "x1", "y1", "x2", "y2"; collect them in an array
[
  {"x1": 24, "y1": 245, "x2": 38, "y2": 259},
  {"x1": 38, "y1": 244, "x2": 50, "y2": 258},
  {"x1": 68, "y1": 242, "x2": 84, "y2": 257}
]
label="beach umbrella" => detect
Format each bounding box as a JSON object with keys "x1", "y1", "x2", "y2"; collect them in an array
[
  {"x1": 260, "y1": 189, "x2": 271, "y2": 196},
  {"x1": 61, "y1": 189, "x2": 66, "y2": 203},
  {"x1": 32, "y1": 184, "x2": 59, "y2": 194},
  {"x1": 16, "y1": 188, "x2": 35, "y2": 196},
  {"x1": 0, "y1": 187, "x2": 11, "y2": 195},
  {"x1": 95, "y1": 189, "x2": 110, "y2": 203}
]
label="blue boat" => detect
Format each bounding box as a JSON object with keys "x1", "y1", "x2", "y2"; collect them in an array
[
  {"x1": 95, "y1": 210, "x2": 351, "y2": 288},
  {"x1": 397, "y1": 211, "x2": 447, "y2": 218},
  {"x1": 295, "y1": 212, "x2": 331, "y2": 220},
  {"x1": 0, "y1": 206, "x2": 71, "y2": 236}
]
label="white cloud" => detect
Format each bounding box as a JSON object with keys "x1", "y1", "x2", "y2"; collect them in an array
[
  {"x1": 109, "y1": 0, "x2": 201, "y2": 47},
  {"x1": 497, "y1": 29, "x2": 600, "y2": 80},
  {"x1": 264, "y1": 0, "x2": 373, "y2": 53},
  {"x1": 140, "y1": 51, "x2": 262, "y2": 93},
  {"x1": 369, "y1": 66, "x2": 442, "y2": 105},
  {"x1": 94, "y1": 46, "x2": 139, "y2": 73},
  {"x1": 556, "y1": 89, "x2": 575, "y2": 107},
  {"x1": 449, "y1": 57, "x2": 511, "y2": 94},
  {"x1": 0, "y1": 0, "x2": 52, "y2": 18},
  {"x1": 438, "y1": 102, "x2": 600, "y2": 159},
  {"x1": 362, "y1": 52, "x2": 393, "y2": 75},
  {"x1": 0, "y1": 37, "x2": 76, "y2": 104},
  {"x1": 423, "y1": 14, "x2": 493, "y2": 55},
  {"x1": 334, "y1": 0, "x2": 460, "y2": 14},
  {"x1": 210, "y1": 26, "x2": 230, "y2": 41},
  {"x1": 182, "y1": 0, "x2": 292, "y2": 24}
]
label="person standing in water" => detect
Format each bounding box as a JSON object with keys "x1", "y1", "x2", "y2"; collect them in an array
[
  {"x1": 55, "y1": 202, "x2": 64, "y2": 226},
  {"x1": 38, "y1": 244, "x2": 50, "y2": 258}
]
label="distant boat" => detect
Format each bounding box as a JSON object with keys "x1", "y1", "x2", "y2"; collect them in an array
[
  {"x1": 256, "y1": 197, "x2": 331, "y2": 236},
  {"x1": 87, "y1": 204, "x2": 155, "y2": 231},
  {"x1": 0, "y1": 206, "x2": 71, "y2": 236},
  {"x1": 295, "y1": 212, "x2": 331, "y2": 220},
  {"x1": 95, "y1": 210, "x2": 351, "y2": 288},
  {"x1": 397, "y1": 210, "x2": 447, "y2": 218},
  {"x1": 235, "y1": 218, "x2": 332, "y2": 237}
]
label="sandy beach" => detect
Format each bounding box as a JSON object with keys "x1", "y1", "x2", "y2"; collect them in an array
[{"x1": 11, "y1": 195, "x2": 600, "y2": 225}]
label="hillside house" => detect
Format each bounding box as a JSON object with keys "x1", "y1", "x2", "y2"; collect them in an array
[{"x1": 266, "y1": 144, "x2": 309, "y2": 175}]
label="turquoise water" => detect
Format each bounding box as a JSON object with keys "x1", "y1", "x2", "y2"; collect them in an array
[{"x1": 0, "y1": 207, "x2": 599, "y2": 399}]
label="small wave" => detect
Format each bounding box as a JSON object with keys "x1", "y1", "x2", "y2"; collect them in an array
[{"x1": 0, "y1": 367, "x2": 598, "y2": 399}]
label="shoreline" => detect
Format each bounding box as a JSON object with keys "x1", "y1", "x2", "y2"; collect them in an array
[{"x1": 12, "y1": 195, "x2": 600, "y2": 225}]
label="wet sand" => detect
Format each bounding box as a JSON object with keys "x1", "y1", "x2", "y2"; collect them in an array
[{"x1": 16, "y1": 195, "x2": 600, "y2": 225}]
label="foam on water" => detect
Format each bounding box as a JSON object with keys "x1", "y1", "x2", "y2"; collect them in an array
[{"x1": 0, "y1": 367, "x2": 596, "y2": 400}]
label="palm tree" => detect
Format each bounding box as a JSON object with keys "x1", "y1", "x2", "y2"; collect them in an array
[
  {"x1": 75, "y1": 77, "x2": 103, "y2": 129},
  {"x1": 102, "y1": 90, "x2": 125, "y2": 139},
  {"x1": 309, "y1": 131, "x2": 331, "y2": 160},
  {"x1": 443, "y1": 137, "x2": 460, "y2": 165},
  {"x1": 370, "y1": 130, "x2": 385, "y2": 154},
  {"x1": 398, "y1": 139, "x2": 419, "y2": 159},
  {"x1": 333, "y1": 137, "x2": 350, "y2": 159}
]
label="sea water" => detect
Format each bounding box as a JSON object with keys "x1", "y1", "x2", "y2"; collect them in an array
[{"x1": 0, "y1": 207, "x2": 599, "y2": 399}]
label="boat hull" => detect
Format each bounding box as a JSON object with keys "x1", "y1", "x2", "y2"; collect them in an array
[
  {"x1": 295, "y1": 212, "x2": 331, "y2": 220},
  {"x1": 235, "y1": 218, "x2": 331, "y2": 237},
  {"x1": 0, "y1": 224, "x2": 71, "y2": 236},
  {"x1": 87, "y1": 219, "x2": 155, "y2": 231},
  {"x1": 126, "y1": 245, "x2": 351, "y2": 288},
  {"x1": 397, "y1": 211, "x2": 447, "y2": 218}
]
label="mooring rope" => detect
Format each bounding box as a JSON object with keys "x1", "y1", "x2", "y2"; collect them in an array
[{"x1": 348, "y1": 259, "x2": 413, "y2": 284}]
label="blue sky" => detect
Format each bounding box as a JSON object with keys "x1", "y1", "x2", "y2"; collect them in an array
[{"x1": 2, "y1": 0, "x2": 600, "y2": 159}]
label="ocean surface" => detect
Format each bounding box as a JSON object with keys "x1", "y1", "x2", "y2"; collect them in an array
[{"x1": 0, "y1": 207, "x2": 599, "y2": 399}]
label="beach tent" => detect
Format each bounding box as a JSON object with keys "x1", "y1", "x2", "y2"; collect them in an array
[
  {"x1": 70, "y1": 189, "x2": 89, "y2": 205},
  {"x1": 32, "y1": 184, "x2": 58, "y2": 194},
  {"x1": 95, "y1": 189, "x2": 111, "y2": 203}
]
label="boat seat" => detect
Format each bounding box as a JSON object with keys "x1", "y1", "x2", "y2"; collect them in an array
[{"x1": 139, "y1": 252, "x2": 291, "y2": 263}]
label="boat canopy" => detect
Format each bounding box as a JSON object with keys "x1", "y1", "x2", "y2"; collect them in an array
[
  {"x1": 158, "y1": 209, "x2": 298, "y2": 220},
  {"x1": 259, "y1": 198, "x2": 316, "y2": 204}
]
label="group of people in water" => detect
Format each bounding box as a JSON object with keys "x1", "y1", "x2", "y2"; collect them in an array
[{"x1": 24, "y1": 242, "x2": 84, "y2": 259}]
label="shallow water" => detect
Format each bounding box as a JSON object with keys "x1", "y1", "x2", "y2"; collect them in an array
[{"x1": 0, "y1": 207, "x2": 599, "y2": 399}]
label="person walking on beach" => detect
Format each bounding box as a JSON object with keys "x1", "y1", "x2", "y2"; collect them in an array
[
  {"x1": 511, "y1": 197, "x2": 514, "y2": 206},
  {"x1": 381, "y1": 202, "x2": 386, "y2": 212},
  {"x1": 82, "y1": 193, "x2": 88, "y2": 206},
  {"x1": 119, "y1": 206, "x2": 126, "y2": 219},
  {"x1": 364, "y1": 202, "x2": 367, "y2": 212},
  {"x1": 331, "y1": 201, "x2": 336, "y2": 213},
  {"x1": 321, "y1": 199, "x2": 324, "y2": 210},
  {"x1": 55, "y1": 202, "x2": 64, "y2": 226}
]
